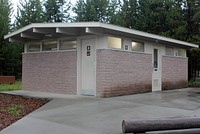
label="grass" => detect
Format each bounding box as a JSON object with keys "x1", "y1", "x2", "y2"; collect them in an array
[
  {"x1": 0, "y1": 81, "x2": 22, "y2": 92},
  {"x1": 189, "y1": 77, "x2": 200, "y2": 87},
  {"x1": 0, "y1": 104, "x2": 23, "y2": 116},
  {"x1": 7, "y1": 104, "x2": 23, "y2": 116}
]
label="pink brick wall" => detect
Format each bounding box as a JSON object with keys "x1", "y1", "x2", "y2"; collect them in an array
[
  {"x1": 22, "y1": 51, "x2": 77, "y2": 94},
  {"x1": 162, "y1": 56, "x2": 188, "y2": 90},
  {"x1": 96, "y1": 49, "x2": 152, "y2": 97}
]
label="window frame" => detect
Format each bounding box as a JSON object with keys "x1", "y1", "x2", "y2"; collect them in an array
[
  {"x1": 107, "y1": 36, "x2": 122, "y2": 49},
  {"x1": 26, "y1": 41, "x2": 41, "y2": 52},
  {"x1": 131, "y1": 40, "x2": 144, "y2": 52},
  {"x1": 42, "y1": 40, "x2": 58, "y2": 52},
  {"x1": 165, "y1": 46, "x2": 174, "y2": 56},
  {"x1": 59, "y1": 39, "x2": 77, "y2": 51}
]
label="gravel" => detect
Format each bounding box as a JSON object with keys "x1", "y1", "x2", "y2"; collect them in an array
[{"x1": 0, "y1": 93, "x2": 49, "y2": 131}]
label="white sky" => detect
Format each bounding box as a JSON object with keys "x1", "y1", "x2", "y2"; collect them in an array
[{"x1": 11, "y1": 0, "x2": 19, "y2": 22}]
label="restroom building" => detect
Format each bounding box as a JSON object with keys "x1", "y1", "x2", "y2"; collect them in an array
[{"x1": 4, "y1": 22, "x2": 198, "y2": 97}]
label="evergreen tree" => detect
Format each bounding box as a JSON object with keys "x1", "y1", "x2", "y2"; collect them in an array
[
  {"x1": 73, "y1": 0, "x2": 118, "y2": 23},
  {"x1": 118, "y1": 0, "x2": 138, "y2": 28},
  {"x1": 73, "y1": 0, "x2": 86, "y2": 22},
  {"x1": 0, "y1": 0, "x2": 12, "y2": 75},
  {"x1": 136, "y1": 0, "x2": 170, "y2": 34},
  {"x1": 108, "y1": 0, "x2": 122, "y2": 25},
  {"x1": 44, "y1": 0, "x2": 71, "y2": 22},
  {"x1": 161, "y1": 0, "x2": 188, "y2": 41},
  {"x1": 12, "y1": 0, "x2": 45, "y2": 78},
  {"x1": 15, "y1": 0, "x2": 45, "y2": 29},
  {"x1": 183, "y1": 0, "x2": 200, "y2": 44}
]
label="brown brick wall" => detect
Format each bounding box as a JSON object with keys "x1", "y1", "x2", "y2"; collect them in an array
[
  {"x1": 96, "y1": 49, "x2": 152, "y2": 97},
  {"x1": 22, "y1": 51, "x2": 77, "y2": 94},
  {"x1": 162, "y1": 56, "x2": 188, "y2": 90}
]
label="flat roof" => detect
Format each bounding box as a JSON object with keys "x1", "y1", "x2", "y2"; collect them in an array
[{"x1": 4, "y1": 22, "x2": 199, "y2": 48}]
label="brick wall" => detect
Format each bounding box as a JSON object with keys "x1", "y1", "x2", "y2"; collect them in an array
[
  {"x1": 96, "y1": 49, "x2": 152, "y2": 97},
  {"x1": 22, "y1": 51, "x2": 77, "y2": 94},
  {"x1": 162, "y1": 56, "x2": 188, "y2": 90}
]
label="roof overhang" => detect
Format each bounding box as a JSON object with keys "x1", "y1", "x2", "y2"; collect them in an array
[{"x1": 4, "y1": 22, "x2": 198, "y2": 48}]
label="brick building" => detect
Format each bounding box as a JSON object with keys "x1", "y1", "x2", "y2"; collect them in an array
[{"x1": 4, "y1": 22, "x2": 198, "y2": 97}]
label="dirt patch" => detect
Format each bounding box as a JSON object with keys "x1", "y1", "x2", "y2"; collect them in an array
[{"x1": 0, "y1": 93, "x2": 49, "y2": 131}]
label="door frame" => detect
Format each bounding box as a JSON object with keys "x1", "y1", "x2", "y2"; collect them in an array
[
  {"x1": 77, "y1": 35, "x2": 97, "y2": 96},
  {"x1": 152, "y1": 45, "x2": 162, "y2": 92}
]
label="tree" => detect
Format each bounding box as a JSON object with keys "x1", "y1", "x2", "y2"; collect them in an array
[
  {"x1": 188, "y1": 48, "x2": 200, "y2": 81},
  {"x1": 0, "y1": 0, "x2": 12, "y2": 75},
  {"x1": 109, "y1": 0, "x2": 122, "y2": 25},
  {"x1": 72, "y1": 0, "x2": 85, "y2": 22},
  {"x1": 15, "y1": 0, "x2": 45, "y2": 29},
  {"x1": 161, "y1": 0, "x2": 188, "y2": 41},
  {"x1": 116, "y1": 0, "x2": 138, "y2": 28},
  {"x1": 136, "y1": 0, "x2": 171, "y2": 34},
  {"x1": 192, "y1": 0, "x2": 200, "y2": 44},
  {"x1": 2, "y1": 43, "x2": 23, "y2": 77},
  {"x1": 183, "y1": 0, "x2": 200, "y2": 44},
  {"x1": 44, "y1": 0, "x2": 71, "y2": 22},
  {"x1": 73, "y1": 0, "x2": 118, "y2": 23},
  {"x1": 11, "y1": 0, "x2": 45, "y2": 78}
]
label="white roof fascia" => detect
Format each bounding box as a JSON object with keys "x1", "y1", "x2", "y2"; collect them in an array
[
  {"x1": 99, "y1": 23, "x2": 198, "y2": 48},
  {"x1": 4, "y1": 22, "x2": 198, "y2": 48},
  {"x1": 4, "y1": 24, "x2": 34, "y2": 39},
  {"x1": 4, "y1": 22, "x2": 101, "y2": 39}
]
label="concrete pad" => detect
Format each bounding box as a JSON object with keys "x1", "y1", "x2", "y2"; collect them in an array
[
  {"x1": 1, "y1": 90, "x2": 80, "y2": 99},
  {"x1": 158, "y1": 98, "x2": 200, "y2": 110},
  {"x1": 1, "y1": 88, "x2": 200, "y2": 134},
  {"x1": 0, "y1": 117, "x2": 95, "y2": 134}
]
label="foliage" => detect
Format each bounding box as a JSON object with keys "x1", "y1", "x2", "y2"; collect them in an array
[
  {"x1": 0, "y1": 81, "x2": 22, "y2": 91},
  {"x1": 0, "y1": 0, "x2": 12, "y2": 75},
  {"x1": 14, "y1": 0, "x2": 45, "y2": 29},
  {"x1": 188, "y1": 48, "x2": 200, "y2": 81},
  {"x1": 73, "y1": 0, "x2": 118, "y2": 22},
  {"x1": 161, "y1": 0, "x2": 187, "y2": 41},
  {"x1": 181, "y1": 0, "x2": 200, "y2": 44},
  {"x1": 2, "y1": 43, "x2": 23, "y2": 78},
  {"x1": 7, "y1": 104, "x2": 23, "y2": 116},
  {"x1": 189, "y1": 77, "x2": 200, "y2": 86},
  {"x1": 44, "y1": 0, "x2": 72, "y2": 22}
]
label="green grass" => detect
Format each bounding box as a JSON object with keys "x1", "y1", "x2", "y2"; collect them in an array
[
  {"x1": 189, "y1": 77, "x2": 200, "y2": 87},
  {"x1": 1, "y1": 104, "x2": 23, "y2": 116},
  {"x1": 0, "y1": 81, "x2": 22, "y2": 92},
  {"x1": 7, "y1": 104, "x2": 23, "y2": 116}
]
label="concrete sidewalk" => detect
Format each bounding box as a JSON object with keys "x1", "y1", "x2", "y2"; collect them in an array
[{"x1": 1, "y1": 88, "x2": 200, "y2": 134}]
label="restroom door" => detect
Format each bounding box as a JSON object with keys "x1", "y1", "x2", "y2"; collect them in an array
[
  {"x1": 152, "y1": 46, "x2": 162, "y2": 91},
  {"x1": 81, "y1": 38, "x2": 96, "y2": 95}
]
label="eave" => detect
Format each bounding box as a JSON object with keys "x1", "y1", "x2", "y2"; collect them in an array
[{"x1": 4, "y1": 22, "x2": 199, "y2": 48}]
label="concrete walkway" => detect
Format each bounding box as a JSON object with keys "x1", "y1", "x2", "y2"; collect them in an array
[{"x1": 1, "y1": 88, "x2": 200, "y2": 134}]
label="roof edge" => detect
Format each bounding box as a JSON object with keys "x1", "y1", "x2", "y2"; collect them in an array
[
  {"x1": 4, "y1": 22, "x2": 199, "y2": 48},
  {"x1": 99, "y1": 23, "x2": 199, "y2": 48}
]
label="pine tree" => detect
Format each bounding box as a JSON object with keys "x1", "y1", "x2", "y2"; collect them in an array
[
  {"x1": 0, "y1": 0, "x2": 12, "y2": 75},
  {"x1": 119, "y1": 0, "x2": 138, "y2": 28},
  {"x1": 162, "y1": 0, "x2": 187, "y2": 41},
  {"x1": 183, "y1": 0, "x2": 200, "y2": 44},
  {"x1": 137, "y1": 0, "x2": 170, "y2": 34},
  {"x1": 73, "y1": 0, "x2": 118, "y2": 23},
  {"x1": 15, "y1": 0, "x2": 45, "y2": 29},
  {"x1": 44, "y1": 0, "x2": 71, "y2": 22},
  {"x1": 73, "y1": 0, "x2": 86, "y2": 22}
]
